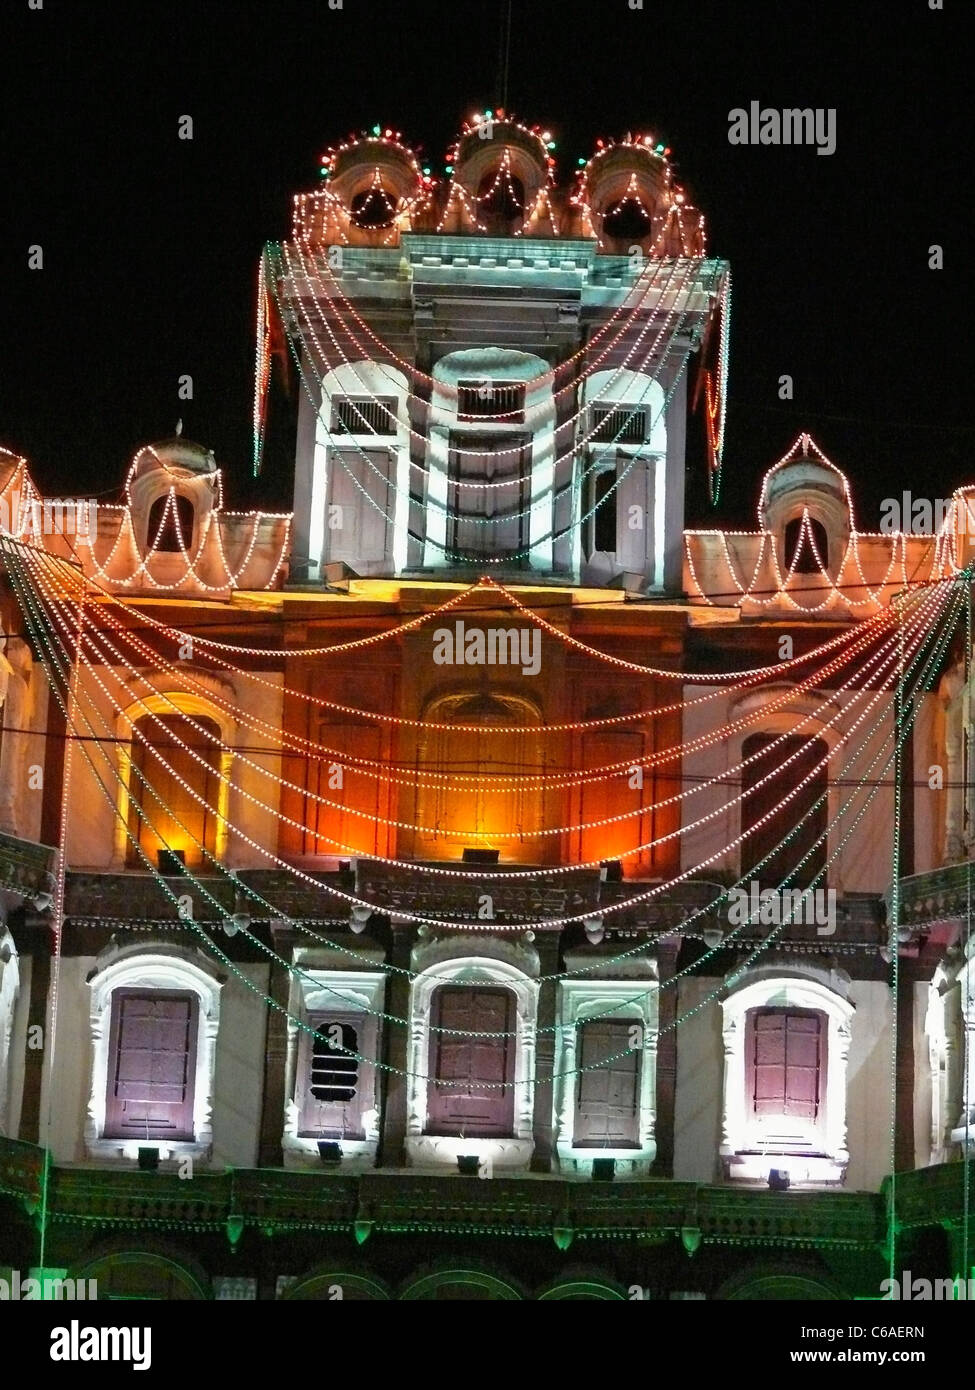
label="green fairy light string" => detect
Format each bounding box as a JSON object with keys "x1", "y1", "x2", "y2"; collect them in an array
[
  {"x1": 14, "y1": 537, "x2": 949, "y2": 969},
  {"x1": 5, "y1": 534, "x2": 958, "y2": 1089}
]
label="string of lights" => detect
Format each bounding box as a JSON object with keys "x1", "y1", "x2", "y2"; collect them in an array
[
  {"x1": 12, "y1": 539, "x2": 954, "y2": 938},
  {"x1": 5, "y1": 533, "x2": 957, "y2": 1077}
]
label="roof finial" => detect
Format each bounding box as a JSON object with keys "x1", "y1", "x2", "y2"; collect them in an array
[
  {"x1": 799, "y1": 431, "x2": 811, "y2": 457},
  {"x1": 175, "y1": 418, "x2": 183, "y2": 437}
]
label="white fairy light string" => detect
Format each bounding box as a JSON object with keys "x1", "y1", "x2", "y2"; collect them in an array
[
  {"x1": 76, "y1": 568, "x2": 921, "y2": 854},
  {"x1": 14, "y1": 539, "x2": 954, "y2": 930},
  {"x1": 68, "y1": 577, "x2": 915, "y2": 861},
  {"x1": 5, "y1": 530, "x2": 957, "y2": 1072}
]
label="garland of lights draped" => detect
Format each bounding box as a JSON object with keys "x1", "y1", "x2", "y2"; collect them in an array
[
  {"x1": 66, "y1": 578, "x2": 926, "y2": 862},
  {"x1": 4, "y1": 533, "x2": 954, "y2": 944},
  {"x1": 11, "y1": 541, "x2": 943, "y2": 887},
  {"x1": 3, "y1": 532, "x2": 961, "y2": 1093},
  {"x1": 3, "y1": 508, "x2": 962, "y2": 1289},
  {"x1": 268, "y1": 251, "x2": 716, "y2": 561}
]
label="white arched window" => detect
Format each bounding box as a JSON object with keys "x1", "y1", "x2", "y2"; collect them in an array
[
  {"x1": 282, "y1": 963, "x2": 385, "y2": 1171},
  {"x1": 578, "y1": 368, "x2": 666, "y2": 588},
  {"x1": 424, "y1": 348, "x2": 554, "y2": 573},
  {"x1": 405, "y1": 951, "x2": 538, "y2": 1173},
  {"x1": 553, "y1": 970, "x2": 659, "y2": 1177},
  {"x1": 720, "y1": 971, "x2": 854, "y2": 1186},
  {"x1": 308, "y1": 361, "x2": 411, "y2": 579},
  {"x1": 85, "y1": 946, "x2": 223, "y2": 1164}
]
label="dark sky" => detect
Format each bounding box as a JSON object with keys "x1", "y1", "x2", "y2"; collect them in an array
[{"x1": 1, "y1": 0, "x2": 967, "y2": 528}]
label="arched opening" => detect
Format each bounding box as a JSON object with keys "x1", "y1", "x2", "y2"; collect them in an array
[
  {"x1": 349, "y1": 185, "x2": 398, "y2": 229},
  {"x1": 67, "y1": 1250, "x2": 208, "y2": 1301},
  {"x1": 126, "y1": 714, "x2": 222, "y2": 868},
  {"x1": 740, "y1": 733, "x2": 828, "y2": 888},
  {"x1": 602, "y1": 194, "x2": 653, "y2": 242},
  {"x1": 784, "y1": 515, "x2": 830, "y2": 574},
  {"x1": 283, "y1": 1270, "x2": 389, "y2": 1300},
  {"x1": 476, "y1": 167, "x2": 525, "y2": 232},
  {"x1": 147, "y1": 493, "x2": 195, "y2": 554},
  {"x1": 400, "y1": 1268, "x2": 522, "y2": 1301},
  {"x1": 412, "y1": 690, "x2": 544, "y2": 859}
]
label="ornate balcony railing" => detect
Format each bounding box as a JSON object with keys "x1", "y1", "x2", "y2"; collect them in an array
[
  {"x1": 891, "y1": 860, "x2": 975, "y2": 930},
  {"x1": 64, "y1": 865, "x2": 882, "y2": 942},
  {"x1": 0, "y1": 1137, "x2": 891, "y2": 1251},
  {"x1": 0, "y1": 831, "x2": 56, "y2": 898}
]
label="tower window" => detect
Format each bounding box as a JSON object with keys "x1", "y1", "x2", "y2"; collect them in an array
[
  {"x1": 331, "y1": 396, "x2": 397, "y2": 435},
  {"x1": 457, "y1": 381, "x2": 525, "y2": 423},
  {"x1": 591, "y1": 405, "x2": 647, "y2": 444},
  {"x1": 586, "y1": 468, "x2": 617, "y2": 555},
  {"x1": 446, "y1": 433, "x2": 531, "y2": 562},
  {"x1": 784, "y1": 515, "x2": 830, "y2": 574},
  {"x1": 147, "y1": 494, "x2": 195, "y2": 554}
]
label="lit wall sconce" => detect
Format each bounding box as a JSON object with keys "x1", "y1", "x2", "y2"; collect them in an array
[
  {"x1": 584, "y1": 916, "x2": 605, "y2": 945},
  {"x1": 317, "y1": 1141, "x2": 342, "y2": 1164},
  {"x1": 767, "y1": 1168, "x2": 790, "y2": 1191},
  {"x1": 137, "y1": 1147, "x2": 160, "y2": 1172},
  {"x1": 350, "y1": 905, "x2": 372, "y2": 934}
]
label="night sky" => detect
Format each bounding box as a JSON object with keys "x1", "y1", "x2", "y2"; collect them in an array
[{"x1": 1, "y1": 0, "x2": 967, "y2": 529}]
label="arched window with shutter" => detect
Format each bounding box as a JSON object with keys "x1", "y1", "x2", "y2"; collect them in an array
[
  {"x1": 426, "y1": 985, "x2": 516, "y2": 1138},
  {"x1": 740, "y1": 732, "x2": 828, "y2": 888},
  {"x1": 126, "y1": 714, "x2": 222, "y2": 869}
]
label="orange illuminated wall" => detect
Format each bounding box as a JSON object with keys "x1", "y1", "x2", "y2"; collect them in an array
[{"x1": 406, "y1": 691, "x2": 547, "y2": 863}]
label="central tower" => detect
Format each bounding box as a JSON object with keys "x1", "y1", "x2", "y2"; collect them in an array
[{"x1": 257, "y1": 115, "x2": 729, "y2": 593}]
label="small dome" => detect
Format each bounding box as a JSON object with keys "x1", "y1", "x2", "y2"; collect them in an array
[
  {"x1": 130, "y1": 437, "x2": 218, "y2": 484},
  {"x1": 758, "y1": 434, "x2": 854, "y2": 541}
]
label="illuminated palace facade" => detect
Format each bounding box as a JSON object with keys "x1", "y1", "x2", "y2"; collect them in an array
[{"x1": 1, "y1": 116, "x2": 974, "y2": 1302}]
